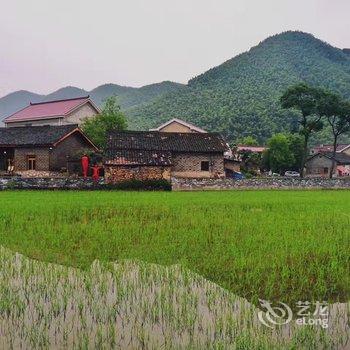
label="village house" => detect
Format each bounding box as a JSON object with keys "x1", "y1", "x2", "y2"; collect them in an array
[
  {"x1": 305, "y1": 153, "x2": 350, "y2": 177},
  {"x1": 3, "y1": 96, "x2": 100, "y2": 127},
  {"x1": 231, "y1": 145, "x2": 267, "y2": 175},
  {"x1": 0, "y1": 124, "x2": 98, "y2": 176},
  {"x1": 223, "y1": 158, "x2": 241, "y2": 177},
  {"x1": 104, "y1": 131, "x2": 228, "y2": 182},
  {"x1": 310, "y1": 144, "x2": 350, "y2": 155},
  {"x1": 150, "y1": 118, "x2": 207, "y2": 133}
]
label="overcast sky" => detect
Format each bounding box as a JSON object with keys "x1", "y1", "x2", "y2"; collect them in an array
[{"x1": 0, "y1": 0, "x2": 349, "y2": 97}]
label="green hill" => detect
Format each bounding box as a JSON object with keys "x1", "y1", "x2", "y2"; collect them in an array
[
  {"x1": 127, "y1": 31, "x2": 350, "y2": 143},
  {"x1": 90, "y1": 81, "x2": 186, "y2": 109}
]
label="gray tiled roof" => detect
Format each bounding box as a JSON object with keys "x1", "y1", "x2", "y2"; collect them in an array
[
  {"x1": 325, "y1": 152, "x2": 350, "y2": 165},
  {"x1": 105, "y1": 149, "x2": 172, "y2": 166},
  {"x1": 107, "y1": 131, "x2": 228, "y2": 153},
  {"x1": 0, "y1": 125, "x2": 78, "y2": 147},
  {"x1": 308, "y1": 152, "x2": 350, "y2": 165}
]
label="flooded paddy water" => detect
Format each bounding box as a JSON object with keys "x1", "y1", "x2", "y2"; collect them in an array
[{"x1": 0, "y1": 246, "x2": 349, "y2": 349}]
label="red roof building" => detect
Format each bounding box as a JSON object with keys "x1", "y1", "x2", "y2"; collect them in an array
[
  {"x1": 310, "y1": 144, "x2": 350, "y2": 154},
  {"x1": 4, "y1": 96, "x2": 100, "y2": 127},
  {"x1": 236, "y1": 145, "x2": 267, "y2": 153}
]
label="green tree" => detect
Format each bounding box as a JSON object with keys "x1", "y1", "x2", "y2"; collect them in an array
[
  {"x1": 81, "y1": 96, "x2": 127, "y2": 148},
  {"x1": 280, "y1": 83, "x2": 323, "y2": 177},
  {"x1": 236, "y1": 136, "x2": 259, "y2": 146},
  {"x1": 264, "y1": 134, "x2": 294, "y2": 174},
  {"x1": 286, "y1": 133, "x2": 304, "y2": 171},
  {"x1": 318, "y1": 92, "x2": 350, "y2": 178}
]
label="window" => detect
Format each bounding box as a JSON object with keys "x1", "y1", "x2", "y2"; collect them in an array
[
  {"x1": 27, "y1": 155, "x2": 36, "y2": 170},
  {"x1": 201, "y1": 161, "x2": 210, "y2": 171},
  {"x1": 323, "y1": 167, "x2": 329, "y2": 174}
]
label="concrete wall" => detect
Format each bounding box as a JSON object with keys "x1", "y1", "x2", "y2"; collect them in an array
[
  {"x1": 6, "y1": 118, "x2": 62, "y2": 127},
  {"x1": 104, "y1": 165, "x2": 171, "y2": 183},
  {"x1": 64, "y1": 103, "x2": 98, "y2": 125},
  {"x1": 172, "y1": 152, "x2": 225, "y2": 178},
  {"x1": 158, "y1": 121, "x2": 196, "y2": 133}
]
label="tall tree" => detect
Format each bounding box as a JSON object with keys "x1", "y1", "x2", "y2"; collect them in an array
[
  {"x1": 81, "y1": 96, "x2": 127, "y2": 148},
  {"x1": 317, "y1": 92, "x2": 350, "y2": 178},
  {"x1": 286, "y1": 133, "x2": 304, "y2": 171},
  {"x1": 280, "y1": 83, "x2": 323, "y2": 177}
]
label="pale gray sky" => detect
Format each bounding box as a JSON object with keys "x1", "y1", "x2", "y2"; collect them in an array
[{"x1": 0, "y1": 0, "x2": 349, "y2": 97}]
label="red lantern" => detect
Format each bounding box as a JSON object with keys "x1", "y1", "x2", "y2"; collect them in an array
[{"x1": 81, "y1": 155, "x2": 89, "y2": 178}]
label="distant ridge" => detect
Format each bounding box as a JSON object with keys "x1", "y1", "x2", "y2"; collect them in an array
[{"x1": 0, "y1": 82, "x2": 185, "y2": 124}]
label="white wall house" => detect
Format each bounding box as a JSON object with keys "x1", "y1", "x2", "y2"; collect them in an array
[{"x1": 3, "y1": 96, "x2": 100, "y2": 128}]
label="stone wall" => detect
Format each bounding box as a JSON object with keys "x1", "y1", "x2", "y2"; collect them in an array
[
  {"x1": 0, "y1": 177, "x2": 104, "y2": 190},
  {"x1": 172, "y1": 153, "x2": 224, "y2": 178},
  {"x1": 171, "y1": 177, "x2": 350, "y2": 191},
  {"x1": 104, "y1": 165, "x2": 171, "y2": 183},
  {"x1": 305, "y1": 154, "x2": 334, "y2": 177},
  {"x1": 14, "y1": 148, "x2": 50, "y2": 171}
]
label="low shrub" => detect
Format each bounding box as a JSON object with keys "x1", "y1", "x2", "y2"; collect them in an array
[{"x1": 104, "y1": 179, "x2": 172, "y2": 191}]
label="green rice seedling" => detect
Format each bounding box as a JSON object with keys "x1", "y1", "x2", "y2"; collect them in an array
[
  {"x1": 0, "y1": 190, "x2": 349, "y2": 348},
  {"x1": 5, "y1": 246, "x2": 350, "y2": 348},
  {"x1": 0, "y1": 190, "x2": 349, "y2": 308}
]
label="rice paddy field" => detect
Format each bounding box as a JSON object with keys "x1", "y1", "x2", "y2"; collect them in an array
[{"x1": 0, "y1": 190, "x2": 349, "y2": 348}]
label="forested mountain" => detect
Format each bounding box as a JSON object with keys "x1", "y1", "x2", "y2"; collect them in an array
[
  {"x1": 127, "y1": 31, "x2": 350, "y2": 143},
  {"x1": 0, "y1": 82, "x2": 185, "y2": 123},
  {"x1": 90, "y1": 81, "x2": 186, "y2": 109},
  {"x1": 1, "y1": 31, "x2": 349, "y2": 143}
]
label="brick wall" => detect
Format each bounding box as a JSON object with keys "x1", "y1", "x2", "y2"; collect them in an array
[
  {"x1": 14, "y1": 148, "x2": 50, "y2": 171},
  {"x1": 105, "y1": 165, "x2": 171, "y2": 183},
  {"x1": 172, "y1": 152, "x2": 225, "y2": 178},
  {"x1": 50, "y1": 132, "x2": 96, "y2": 171}
]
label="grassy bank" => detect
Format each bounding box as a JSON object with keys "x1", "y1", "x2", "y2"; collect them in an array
[{"x1": 0, "y1": 190, "x2": 349, "y2": 306}]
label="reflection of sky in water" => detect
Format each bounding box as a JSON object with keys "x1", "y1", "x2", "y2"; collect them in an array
[{"x1": 0, "y1": 246, "x2": 349, "y2": 349}]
